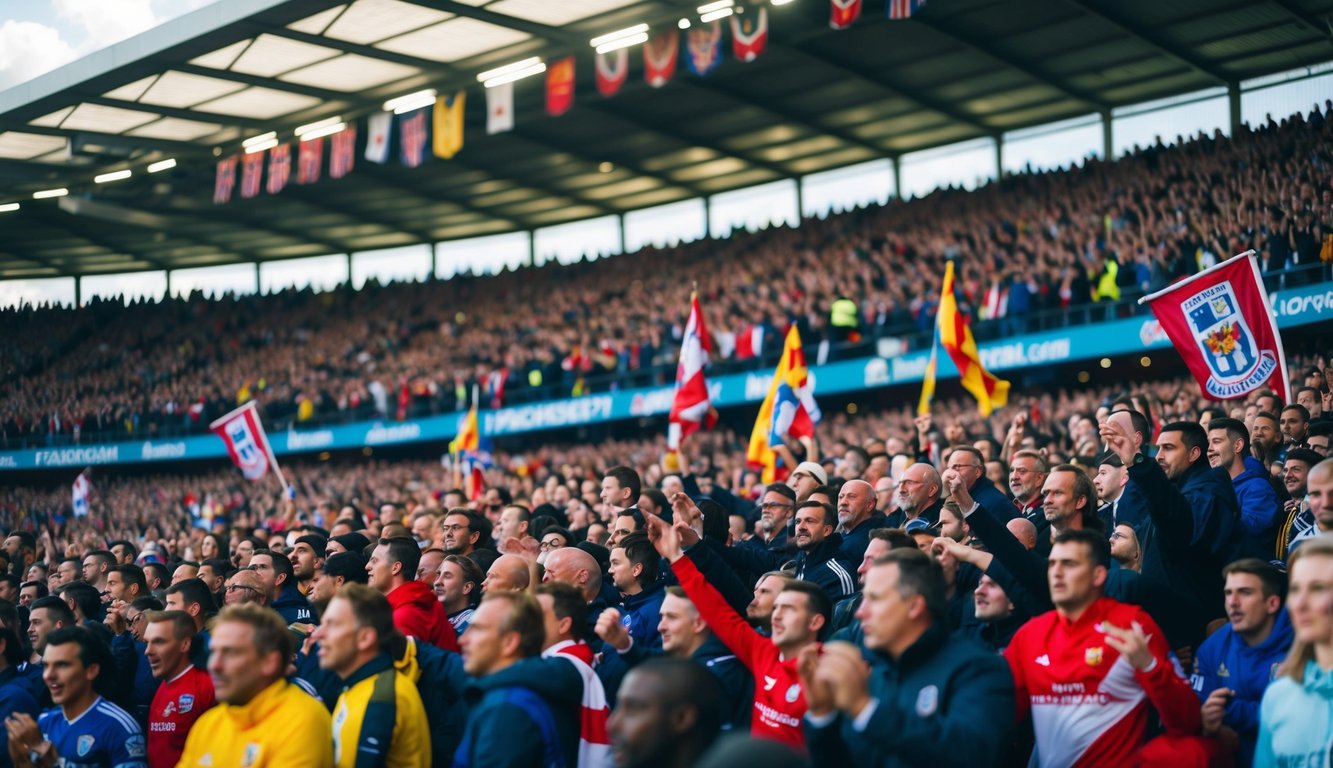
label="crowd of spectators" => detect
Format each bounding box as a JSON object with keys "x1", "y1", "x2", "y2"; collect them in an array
[{"x1": 3, "y1": 106, "x2": 1331, "y2": 449}]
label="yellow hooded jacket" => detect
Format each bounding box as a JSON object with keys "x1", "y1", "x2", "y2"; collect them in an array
[{"x1": 176, "y1": 678, "x2": 332, "y2": 768}]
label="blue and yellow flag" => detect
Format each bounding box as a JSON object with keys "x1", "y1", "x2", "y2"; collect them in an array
[{"x1": 746, "y1": 327, "x2": 821, "y2": 483}]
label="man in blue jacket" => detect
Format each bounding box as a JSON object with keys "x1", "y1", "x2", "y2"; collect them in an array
[
  {"x1": 800, "y1": 548, "x2": 1015, "y2": 767},
  {"x1": 948, "y1": 447, "x2": 1017, "y2": 522},
  {"x1": 455, "y1": 592, "x2": 581, "y2": 767},
  {"x1": 608, "y1": 533, "x2": 666, "y2": 651},
  {"x1": 1193, "y1": 559, "x2": 1293, "y2": 767},
  {"x1": 1207, "y1": 418, "x2": 1282, "y2": 559},
  {"x1": 791, "y1": 501, "x2": 857, "y2": 603}
]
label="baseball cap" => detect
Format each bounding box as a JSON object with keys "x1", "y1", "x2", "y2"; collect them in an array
[
  {"x1": 321, "y1": 551, "x2": 369, "y2": 584},
  {"x1": 330, "y1": 532, "x2": 371, "y2": 556},
  {"x1": 792, "y1": 461, "x2": 828, "y2": 486}
]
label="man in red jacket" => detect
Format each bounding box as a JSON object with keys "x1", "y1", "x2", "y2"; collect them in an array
[{"x1": 367, "y1": 536, "x2": 459, "y2": 652}]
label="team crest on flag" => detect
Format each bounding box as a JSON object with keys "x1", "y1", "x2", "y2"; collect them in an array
[
  {"x1": 546, "y1": 56, "x2": 576, "y2": 116},
  {"x1": 266, "y1": 144, "x2": 291, "y2": 194},
  {"x1": 399, "y1": 107, "x2": 429, "y2": 168},
  {"x1": 329, "y1": 124, "x2": 356, "y2": 179},
  {"x1": 209, "y1": 401, "x2": 276, "y2": 482},
  {"x1": 213, "y1": 156, "x2": 238, "y2": 203},
  {"x1": 830, "y1": 0, "x2": 863, "y2": 29},
  {"x1": 297, "y1": 137, "x2": 322, "y2": 184},
  {"x1": 730, "y1": 8, "x2": 768, "y2": 63},
  {"x1": 1142, "y1": 251, "x2": 1289, "y2": 401},
  {"x1": 595, "y1": 48, "x2": 629, "y2": 97},
  {"x1": 686, "y1": 21, "x2": 724, "y2": 76},
  {"x1": 644, "y1": 30, "x2": 679, "y2": 88},
  {"x1": 240, "y1": 153, "x2": 263, "y2": 199}
]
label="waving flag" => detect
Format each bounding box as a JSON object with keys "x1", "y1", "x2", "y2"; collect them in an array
[
  {"x1": 399, "y1": 107, "x2": 430, "y2": 168},
  {"x1": 297, "y1": 137, "x2": 323, "y2": 184},
  {"x1": 747, "y1": 327, "x2": 821, "y2": 483},
  {"x1": 730, "y1": 8, "x2": 768, "y2": 63},
  {"x1": 937, "y1": 260, "x2": 1009, "y2": 416},
  {"x1": 830, "y1": 0, "x2": 863, "y2": 29},
  {"x1": 72, "y1": 471, "x2": 91, "y2": 518},
  {"x1": 668, "y1": 292, "x2": 715, "y2": 450},
  {"x1": 210, "y1": 401, "x2": 283, "y2": 485},
  {"x1": 213, "y1": 156, "x2": 238, "y2": 203},
  {"x1": 265, "y1": 143, "x2": 291, "y2": 194},
  {"x1": 1141, "y1": 250, "x2": 1289, "y2": 402},
  {"x1": 644, "y1": 30, "x2": 679, "y2": 88},
  {"x1": 595, "y1": 48, "x2": 629, "y2": 97},
  {"x1": 449, "y1": 404, "x2": 480, "y2": 456},
  {"x1": 449, "y1": 398, "x2": 492, "y2": 500}
]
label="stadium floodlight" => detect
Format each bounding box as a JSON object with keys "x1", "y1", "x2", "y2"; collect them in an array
[
  {"x1": 146, "y1": 159, "x2": 176, "y2": 173},
  {"x1": 591, "y1": 24, "x2": 650, "y2": 54},
  {"x1": 93, "y1": 170, "x2": 132, "y2": 184},
  {"x1": 0, "y1": 202, "x2": 19, "y2": 212},
  {"x1": 32, "y1": 188, "x2": 69, "y2": 199},
  {"x1": 295, "y1": 116, "x2": 344, "y2": 138},
  {"x1": 383, "y1": 90, "x2": 436, "y2": 114},
  {"x1": 678, "y1": 18, "x2": 691, "y2": 28},
  {"x1": 478, "y1": 58, "x2": 546, "y2": 88}
]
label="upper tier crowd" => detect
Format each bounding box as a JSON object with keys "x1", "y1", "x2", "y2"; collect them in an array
[
  {"x1": 3, "y1": 104, "x2": 1332, "y2": 449},
  {"x1": 0, "y1": 348, "x2": 1331, "y2": 766}
]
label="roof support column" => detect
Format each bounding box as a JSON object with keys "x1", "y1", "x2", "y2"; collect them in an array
[
  {"x1": 795, "y1": 176, "x2": 805, "y2": 222},
  {"x1": 528, "y1": 231, "x2": 536, "y2": 268},
  {"x1": 618, "y1": 213, "x2": 627, "y2": 255},
  {"x1": 429, "y1": 242, "x2": 438, "y2": 281},
  {"x1": 994, "y1": 135, "x2": 1004, "y2": 179},
  {"x1": 254, "y1": 262, "x2": 260, "y2": 294},
  {"x1": 892, "y1": 157, "x2": 902, "y2": 200},
  {"x1": 74, "y1": 275, "x2": 82, "y2": 308},
  {"x1": 164, "y1": 270, "x2": 172, "y2": 298},
  {"x1": 346, "y1": 253, "x2": 354, "y2": 287},
  {"x1": 703, "y1": 196, "x2": 713, "y2": 238},
  {"x1": 1228, "y1": 81, "x2": 1242, "y2": 136},
  {"x1": 1101, "y1": 109, "x2": 1114, "y2": 160}
]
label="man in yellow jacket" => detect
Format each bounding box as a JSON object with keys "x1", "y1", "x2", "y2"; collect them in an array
[
  {"x1": 176, "y1": 603, "x2": 332, "y2": 767},
  {"x1": 312, "y1": 583, "x2": 430, "y2": 768}
]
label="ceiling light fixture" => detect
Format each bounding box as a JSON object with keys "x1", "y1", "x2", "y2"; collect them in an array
[
  {"x1": 146, "y1": 159, "x2": 176, "y2": 173},
  {"x1": 591, "y1": 24, "x2": 650, "y2": 53},
  {"x1": 697, "y1": 0, "x2": 734, "y2": 13},
  {"x1": 699, "y1": 7, "x2": 735, "y2": 21},
  {"x1": 0, "y1": 203, "x2": 19, "y2": 212},
  {"x1": 93, "y1": 170, "x2": 132, "y2": 184},
  {"x1": 383, "y1": 90, "x2": 437, "y2": 114},
  {"x1": 299, "y1": 122, "x2": 346, "y2": 141},
  {"x1": 478, "y1": 57, "x2": 546, "y2": 88},
  {"x1": 32, "y1": 188, "x2": 69, "y2": 199},
  {"x1": 241, "y1": 131, "x2": 277, "y2": 148},
  {"x1": 295, "y1": 116, "x2": 344, "y2": 137}
]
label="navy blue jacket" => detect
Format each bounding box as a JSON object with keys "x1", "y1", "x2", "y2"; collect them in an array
[
  {"x1": 970, "y1": 476, "x2": 1017, "y2": 522},
  {"x1": 838, "y1": 513, "x2": 886, "y2": 565},
  {"x1": 1132, "y1": 456, "x2": 1242, "y2": 621},
  {"x1": 793, "y1": 535, "x2": 857, "y2": 603},
  {"x1": 1232, "y1": 456, "x2": 1282, "y2": 559},
  {"x1": 1190, "y1": 610, "x2": 1294, "y2": 766},
  {"x1": 273, "y1": 581, "x2": 316, "y2": 625},
  {"x1": 619, "y1": 581, "x2": 666, "y2": 651},
  {"x1": 0, "y1": 667, "x2": 39, "y2": 768},
  {"x1": 805, "y1": 623, "x2": 1015, "y2": 767},
  {"x1": 454, "y1": 658, "x2": 582, "y2": 768},
  {"x1": 110, "y1": 633, "x2": 158, "y2": 726}
]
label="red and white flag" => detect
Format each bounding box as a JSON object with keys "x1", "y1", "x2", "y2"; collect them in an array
[
  {"x1": 297, "y1": 137, "x2": 323, "y2": 184},
  {"x1": 668, "y1": 292, "x2": 715, "y2": 450},
  {"x1": 72, "y1": 470, "x2": 91, "y2": 518},
  {"x1": 644, "y1": 30, "x2": 679, "y2": 88},
  {"x1": 329, "y1": 125, "x2": 356, "y2": 179},
  {"x1": 546, "y1": 56, "x2": 575, "y2": 116},
  {"x1": 730, "y1": 7, "x2": 768, "y2": 63},
  {"x1": 214, "y1": 156, "x2": 238, "y2": 203},
  {"x1": 366, "y1": 111, "x2": 392, "y2": 163},
  {"x1": 1141, "y1": 250, "x2": 1289, "y2": 402},
  {"x1": 209, "y1": 401, "x2": 280, "y2": 482},
  {"x1": 240, "y1": 153, "x2": 263, "y2": 199},
  {"x1": 830, "y1": 0, "x2": 863, "y2": 29},
  {"x1": 595, "y1": 48, "x2": 629, "y2": 97},
  {"x1": 265, "y1": 143, "x2": 291, "y2": 194},
  {"x1": 486, "y1": 82, "x2": 514, "y2": 134}
]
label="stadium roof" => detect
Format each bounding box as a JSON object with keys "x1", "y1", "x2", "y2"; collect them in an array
[{"x1": 1, "y1": 0, "x2": 1331, "y2": 280}]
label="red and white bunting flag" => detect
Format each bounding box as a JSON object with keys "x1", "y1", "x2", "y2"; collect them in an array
[
  {"x1": 595, "y1": 48, "x2": 629, "y2": 97},
  {"x1": 329, "y1": 124, "x2": 356, "y2": 179},
  {"x1": 365, "y1": 111, "x2": 392, "y2": 164},
  {"x1": 830, "y1": 0, "x2": 863, "y2": 28},
  {"x1": 487, "y1": 82, "x2": 514, "y2": 134},
  {"x1": 731, "y1": 7, "x2": 768, "y2": 63},
  {"x1": 266, "y1": 143, "x2": 291, "y2": 195},
  {"x1": 72, "y1": 470, "x2": 91, "y2": 517},
  {"x1": 297, "y1": 137, "x2": 323, "y2": 184},
  {"x1": 668, "y1": 293, "x2": 715, "y2": 450},
  {"x1": 644, "y1": 30, "x2": 679, "y2": 88},
  {"x1": 1141, "y1": 251, "x2": 1290, "y2": 402},
  {"x1": 546, "y1": 55, "x2": 576, "y2": 116},
  {"x1": 239, "y1": 153, "x2": 263, "y2": 199},
  {"x1": 213, "y1": 156, "x2": 238, "y2": 203},
  {"x1": 209, "y1": 401, "x2": 279, "y2": 482},
  {"x1": 399, "y1": 107, "x2": 429, "y2": 168}
]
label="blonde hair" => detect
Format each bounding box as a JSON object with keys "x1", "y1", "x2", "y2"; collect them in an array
[{"x1": 1275, "y1": 535, "x2": 1333, "y2": 683}]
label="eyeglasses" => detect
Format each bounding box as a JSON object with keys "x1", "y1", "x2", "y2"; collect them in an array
[
  {"x1": 540, "y1": 540, "x2": 565, "y2": 551},
  {"x1": 760, "y1": 502, "x2": 793, "y2": 510}
]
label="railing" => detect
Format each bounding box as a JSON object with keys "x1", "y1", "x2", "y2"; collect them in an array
[{"x1": 6, "y1": 261, "x2": 1329, "y2": 450}]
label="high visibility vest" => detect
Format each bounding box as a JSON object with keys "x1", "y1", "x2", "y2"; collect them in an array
[{"x1": 831, "y1": 297, "x2": 859, "y2": 328}]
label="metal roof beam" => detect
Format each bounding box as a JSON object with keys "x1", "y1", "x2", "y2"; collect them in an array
[
  {"x1": 444, "y1": 152, "x2": 621, "y2": 218},
  {"x1": 679, "y1": 78, "x2": 894, "y2": 159},
  {"x1": 83, "y1": 95, "x2": 269, "y2": 130},
  {"x1": 913, "y1": 16, "x2": 1108, "y2": 109},
  {"x1": 1060, "y1": 0, "x2": 1231, "y2": 85},
  {"x1": 251, "y1": 22, "x2": 465, "y2": 78},
  {"x1": 278, "y1": 185, "x2": 435, "y2": 243},
  {"x1": 503, "y1": 128, "x2": 710, "y2": 199},
  {"x1": 1266, "y1": 0, "x2": 1333, "y2": 39},
  {"x1": 23, "y1": 205, "x2": 172, "y2": 271},
  {"x1": 181, "y1": 204, "x2": 354, "y2": 255},
  {"x1": 353, "y1": 164, "x2": 526, "y2": 230},
  {"x1": 415, "y1": 1, "x2": 584, "y2": 46},
  {"x1": 170, "y1": 62, "x2": 354, "y2": 102},
  {"x1": 585, "y1": 101, "x2": 794, "y2": 182}
]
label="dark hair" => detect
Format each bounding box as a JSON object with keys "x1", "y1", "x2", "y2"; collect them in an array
[
  {"x1": 535, "y1": 581, "x2": 588, "y2": 642},
  {"x1": 19, "y1": 580, "x2": 48, "y2": 599},
  {"x1": 1159, "y1": 421, "x2": 1207, "y2": 459},
  {"x1": 450, "y1": 510, "x2": 493, "y2": 550},
  {"x1": 1309, "y1": 421, "x2": 1333, "y2": 438},
  {"x1": 1222, "y1": 558, "x2": 1286, "y2": 600},
  {"x1": 616, "y1": 533, "x2": 659, "y2": 587},
  {"x1": 640, "y1": 489, "x2": 670, "y2": 518},
  {"x1": 1207, "y1": 417, "x2": 1252, "y2": 457},
  {"x1": 1254, "y1": 410, "x2": 1280, "y2": 427},
  {"x1": 696, "y1": 499, "x2": 730, "y2": 544},
  {"x1": 529, "y1": 515, "x2": 558, "y2": 542},
  {"x1": 868, "y1": 528, "x2": 917, "y2": 550},
  {"x1": 377, "y1": 537, "x2": 422, "y2": 582},
  {"x1": 489, "y1": 487, "x2": 513, "y2": 506},
  {"x1": 0, "y1": 574, "x2": 18, "y2": 593},
  {"x1": 949, "y1": 446, "x2": 984, "y2": 466},
  {"x1": 504, "y1": 504, "x2": 532, "y2": 524},
  {"x1": 253, "y1": 550, "x2": 295, "y2": 584},
  {"x1": 605, "y1": 466, "x2": 642, "y2": 500},
  {"x1": 215, "y1": 603, "x2": 293, "y2": 665},
  {"x1": 142, "y1": 562, "x2": 169, "y2": 589},
  {"x1": 614, "y1": 509, "x2": 646, "y2": 533},
  {"x1": 29, "y1": 595, "x2": 75, "y2": 626},
  {"x1": 203, "y1": 533, "x2": 230, "y2": 560},
  {"x1": 9, "y1": 532, "x2": 35, "y2": 552},
  {"x1": 1285, "y1": 448, "x2": 1324, "y2": 468},
  {"x1": 763, "y1": 483, "x2": 797, "y2": 502},
  {"x1": 59, "y1": 582, "x2": 102, "y2": 621},
  {"x1": 810, "y1": 485, "x2": 838, "y2": 502},
  {"x1": 482, "y1": 592, "x2": 546, "y2": 659},
  {"x1": 794, "y1": 499, "x2": 836, "y2": 528},
  {"x1": 44, "y1": 626, "x2": 112, "y2": 679},
  {"x1": 164, "y1": 578, "x2": 216, "y2": 615},
  {"x1": 631, "y1": 658, "x2": 725, "y2": 750},
  {"x1": 84, "y1": 550, "x2": 115, "y2": 571},
  {"x1": 201, "y1": 558, "x2": 235, "y2": 578},
  {"x1": 871, "y1": 549, "x2": 947, "y2": 625},
  {"x1": 443, "y1": 555, "x2": 484, "y2": 608},
  {"x1": 108, "y1": 540, "x2": 138, "y2": 559},
  {"x1": 131, "y1": 596, "x2": 164, "y2": 613},
  {"x1": 778, "y1": 580, "x2": 833, "y2": 638},
  {"x1": 111, "y1": 564, "x2": 148, "y2": 597},
  {"x1": 145, "y1": 610, "x2": 197, "y2": 644},
  {"x1": 0, "y1": 625, "x2": 22, "y2": 667},
  {"x1": 844, "y1": 446, "x2": 871, "y2": 470},
  {"x1": 1052, "y1": 529, "x2": 1112, "y2": 571},
  {"x1": 1281, "y1": 403, "x2": 1310, "y2": 422}
]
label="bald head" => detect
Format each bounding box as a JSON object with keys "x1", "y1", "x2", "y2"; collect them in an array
[
  {"x1": 896, "y1": 463, "x2": 942, "y2": 518},
  {"x1": 542, "y1": 547, "x2": 602, "y2": 601},
  {"x1": 482, "y1": 554, "x2": 531, "y2": 594},
  {"x1": 1005, "y1": 517, "x2": 1038, "y2": 550},
  {"x1": 836, "y1": 479, "x2": 875, "y2": 529}
]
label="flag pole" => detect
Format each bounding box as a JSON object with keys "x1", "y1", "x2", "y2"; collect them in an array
[{"x1": 917, "y1": 263, "x2": 946, "y2": 415}]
